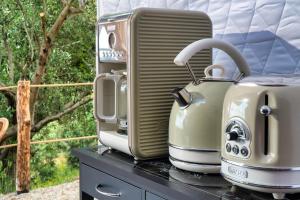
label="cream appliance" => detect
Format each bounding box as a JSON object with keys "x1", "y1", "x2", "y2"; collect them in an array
[
  {"x1": 169, "y1": 38, "x2": 251, "y2": 173},
  {"x1": 95, "y1": 8, "x2": 213, "y2": 160},
  {"x1": 221, "y1": 76, "x2": 300, "y2": 199}
]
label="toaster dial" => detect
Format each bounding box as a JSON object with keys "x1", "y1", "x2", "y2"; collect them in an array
[{"x1": 225, "y1": 118, "x2": 251, "y2": 159}]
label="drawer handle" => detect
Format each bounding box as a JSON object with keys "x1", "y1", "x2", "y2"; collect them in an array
[{"x1": 95, "y1": 184, "x2": 121, "y2": 198}]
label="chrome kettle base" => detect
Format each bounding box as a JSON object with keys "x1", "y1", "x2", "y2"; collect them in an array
[
  {"x1": 169, "y1": 145, "x2": 220, "y2": 174},
  {"x1": 221, "y1": 159, "x2": 300, "y2": 199}
]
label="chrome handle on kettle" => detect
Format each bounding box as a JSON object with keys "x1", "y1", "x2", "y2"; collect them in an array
[
  {"x1": 185, "y1": 62, "x2": 198, "y2": 83},
  {"x1": 95, "y1": 184, "x2": 121, "y2": 198},
  {"x1": 174, "y1": 38, "x2": 251, "y2": 79}
]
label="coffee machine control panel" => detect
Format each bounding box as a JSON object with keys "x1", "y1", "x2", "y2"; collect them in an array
[
  {"x1": 98, "y1": 20, "x2": 128, "y2": 63},
  {"x1": 100, "y1": 50, "x2": 126, "y2": 62},
  {"x1": 225, "y1": 118, "x2": 251, "y2": 159}
]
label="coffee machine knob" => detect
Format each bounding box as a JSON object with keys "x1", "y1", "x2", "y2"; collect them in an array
[
  {"x1": 226, "y1": 130, "x2": 239, "y2": 141},
  {"x1": 260, "y1": 105, "x2": 272, "y2": 116}
]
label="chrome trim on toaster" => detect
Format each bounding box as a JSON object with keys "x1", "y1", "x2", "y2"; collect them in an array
[
  {"x1": 222, "y1": 173, "x2": 300, "y2": 189},
  {"x1": 221, "y1": 157, "x2": 300, "y2": 171},
  {"x1": 169, "y1": 143, "x2": 220, "y2": 152}
]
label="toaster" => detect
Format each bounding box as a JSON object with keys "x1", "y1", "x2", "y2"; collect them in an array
[
  {"x1": 221, "y1": 76, "x2": 300, "y2": 199},
  {"x1": 94, "y1": 8, "x2": 212, "y2": 160}
]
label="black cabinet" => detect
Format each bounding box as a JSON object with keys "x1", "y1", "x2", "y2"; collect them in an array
[
  {"x1": 81, "y1": 164, "x2": 142, "y2": 199},
  {"x1": 146, "y1": 192, "x2": 166, "y2": 200},
  {"x1": 73, "y1": 147, "x2": 300, "y2": 200}
]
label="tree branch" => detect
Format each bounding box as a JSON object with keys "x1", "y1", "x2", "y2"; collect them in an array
[
  {"x1": 69, "y1": 6, "x2": 84, "y2": 17},
  {"x1": 2, "y1": 28, "x2": 15, "y2": 82},
  {"x1": 0, "y1": 118, "x2": 9, "y2": 142},
  {"x1": 0, "y1": 125, "x2": 17, "y2": 145},
  {"x1": 31, "y1": 94, "x2": 92, "y2": 132},
  {"x1": 39, "y1": 12, "x2": 47, "y2": 43},
  {"x1": 0, "y1": 82, "x2": 17, "y2": 124},
  {"x1": 0, "y1": 82, "x2": 16, "y2": 99},
  {"x1": 30, "y1": 2, "x2": 78, "y2": 122},
  {"x1": 16, "y1": 0, "x2": 35, "y2": 63}
]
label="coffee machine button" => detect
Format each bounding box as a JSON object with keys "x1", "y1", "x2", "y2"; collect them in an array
[
  {"x1": 241, "y1": 147, "x2": 249, "y2": 157},
  {"x1": 232, "y1": 145, "x2": 239, "y2": 155},
  {"x1": 226, "y1": 143, "x2": 231, "y2": 152}
]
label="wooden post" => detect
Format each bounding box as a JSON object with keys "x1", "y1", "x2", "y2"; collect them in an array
[{"x1": 16, "y1": 80, "x2": 31, "y2": 194}]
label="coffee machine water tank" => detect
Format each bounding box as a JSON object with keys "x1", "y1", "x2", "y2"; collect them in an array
[{"x1": 117, "y1": 74, "x2": 127, "y2": 133}]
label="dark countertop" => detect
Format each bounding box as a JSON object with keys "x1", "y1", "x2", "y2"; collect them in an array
[{"x1": 73, "y1": 146, "x2": 300, "y2": 200}]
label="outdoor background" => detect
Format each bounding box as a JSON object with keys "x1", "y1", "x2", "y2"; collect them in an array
[{"x1": 0, "y1": 0, "x2": 97, "y2": 194}]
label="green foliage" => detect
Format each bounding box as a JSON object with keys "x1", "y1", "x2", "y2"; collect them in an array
[
  {"x1": 30, "y1": 102, "x2": 97, "y2": 189},
  {"x1": 0, "y1": 102, "x2": 97, "y2": 194},
  {"x1": 0, "y1": 0, "x2": 97, "y2": 194}
]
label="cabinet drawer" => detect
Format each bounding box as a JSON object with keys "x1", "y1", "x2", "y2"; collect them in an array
[
  {"x1": 146, "y1": 192, "x2": 166, "y2": 200},
  {"x1": 81, "y1": 164, "x2": 142, "y2": 200}
]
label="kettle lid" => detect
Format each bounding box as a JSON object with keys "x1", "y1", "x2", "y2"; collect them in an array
[{"x1": 198, "y1": 64, "x2": 234, "y2": 83}]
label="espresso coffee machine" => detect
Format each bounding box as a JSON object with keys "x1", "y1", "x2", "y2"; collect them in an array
[
  {"x1": 221, "y1": 76, "x2": 300, "y2": 199},
  {"x1": 95, "y1": 8, "x2": 212, "y2": 160}
]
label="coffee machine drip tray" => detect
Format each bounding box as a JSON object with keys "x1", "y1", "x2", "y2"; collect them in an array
[{"x1": 99, "y1": 131, "x2": 131, "y2": 155}]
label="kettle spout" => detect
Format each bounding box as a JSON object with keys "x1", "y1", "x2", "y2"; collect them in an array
[{"x1": 171, "y1": 87, "x2": 192, "y2": 108}]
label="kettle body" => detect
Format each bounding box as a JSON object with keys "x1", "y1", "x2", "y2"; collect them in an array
[
  {"x1": 169, "y1": 81, "x2": 233, "y2": 173},
  {"x1": 169, "y1": 38, "x2": 250, "y2": 173},
  {"x1": 221, "y1": 76, "x2": 300, "y2": 199}
]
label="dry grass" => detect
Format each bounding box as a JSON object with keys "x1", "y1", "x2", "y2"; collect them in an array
[{"x1": 0, "y1": 180, "x2": 79, "y2": 200}]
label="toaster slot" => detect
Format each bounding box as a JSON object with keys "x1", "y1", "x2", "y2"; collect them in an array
[{"x1": 263, "y1": 94, "x2": 269, "y2": 155}]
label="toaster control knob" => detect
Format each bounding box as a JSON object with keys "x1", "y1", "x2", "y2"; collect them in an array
[
  {"x1": 260, "y1": 105, "x2": 272, "y2": 116},
  {"x1": 226, "y1": 130, "x2": 239, "y2": 141},
  {"x1": 241, "y1": 147, "x2": 249, "y2": 157},
  {"x1": 232, "y1": 145, "x2": 239, "y2": 155},
  {"x1": 226, "y1": 143, "x2": 231, "y2": 152}
]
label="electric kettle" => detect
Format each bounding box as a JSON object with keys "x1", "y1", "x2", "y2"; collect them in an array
[
  {"x1": 169, "y1": 38, "x2": 251, "y2": 173},
  {"x1": 221, "y1": 76, "x2": 300, "y2": 199}
]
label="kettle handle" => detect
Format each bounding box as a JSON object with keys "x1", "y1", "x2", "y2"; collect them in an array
[
  {"x1": 204, "y1": 64, "x2": 225, "y2": 78},
  {"x1": 174, "y1": 38, "x2": 251, "y2": 78}
]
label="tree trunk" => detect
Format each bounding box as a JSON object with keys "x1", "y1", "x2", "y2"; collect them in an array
[{"x1": 16, "y1": 81, "x2": 31, "y2": 194}]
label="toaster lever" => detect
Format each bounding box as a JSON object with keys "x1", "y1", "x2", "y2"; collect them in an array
[{"x1": 260, "y1": 105, "x2": 272, "y2": 116}]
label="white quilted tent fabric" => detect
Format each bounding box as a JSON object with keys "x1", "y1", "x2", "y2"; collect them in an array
[{"x1": 98, "y1": 0, "x2": 300, "y2": 78}]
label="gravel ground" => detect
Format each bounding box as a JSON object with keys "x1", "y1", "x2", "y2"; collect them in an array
[{"x1": 0, "y1": 180, "x2": 79, "y2": 200}]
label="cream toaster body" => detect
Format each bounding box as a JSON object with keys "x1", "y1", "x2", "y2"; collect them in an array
[{"x1": 221, "y1": 76, "x2": 300, "y2": 199}]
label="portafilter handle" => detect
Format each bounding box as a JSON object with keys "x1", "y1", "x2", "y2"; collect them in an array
[{"x1": 174, "y1": 38, "x2": 251, "y2": 80}]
